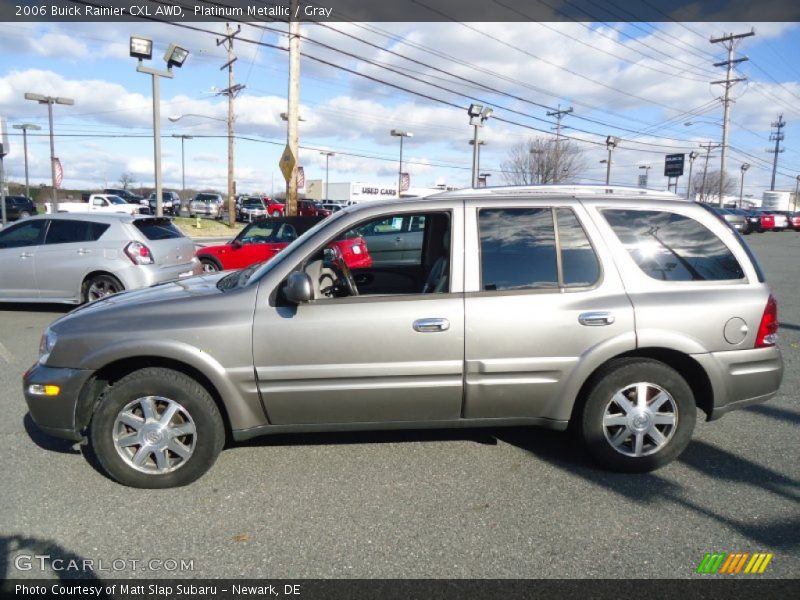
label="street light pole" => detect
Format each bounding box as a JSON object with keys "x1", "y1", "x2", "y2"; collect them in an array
[
  {"x1": 131, "y1": 36, "x2": 189, "y2": 217},
  {"x1": 23, "y1": 94, "x2": 73, "y2": 213},
  {"x1": 13, "y1": 123, "x2": 41, "y2": 199},
  {"x1": 320, "y1": 151, "x2": 334, "y2": 199},
  {"x1": 468, "y1": 104, "x2": 492, "y2": 188},
  {"x1": 686, "y1": 151, "x2": 699, "y2": 199},
  {"x1": 172, "y1": 134, "x2": 193, "y2": 196},
  {"x1": 794, "y1": 175, "x2": 799, "y2": 212},
  {"x1": 390, "y1": 130, "x2": 412, "y2": 197},
  {"x1": 605, "y1": 136, "x2": 619, "y2": 185},
  {"x1": 739, "y1": 163, "x2": 750, "y2": 208}
]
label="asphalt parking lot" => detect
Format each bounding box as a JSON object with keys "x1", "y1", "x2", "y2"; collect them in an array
[{"x1": 0, "y1": 232, "x2": 798, "y2": 581}]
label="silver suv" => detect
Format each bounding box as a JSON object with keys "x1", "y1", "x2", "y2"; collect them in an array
[
  {"x1": 1, "y1": 213, "x2": 201, "y2": 304},
  {"x1": 23, "y1": 187, "x2": 783, "y2": 487}
]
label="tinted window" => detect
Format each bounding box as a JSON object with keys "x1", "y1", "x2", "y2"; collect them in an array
[
  {"x1": 0, "y1": 220, "x2": 46, "y2": 248},
  {"x1": 479, "y1": 208, "x2": 557, "y2": 291},
  {"x1": 45, "y1": 220, "x2": 109, "y2": 244},
  {"x1": 133, "y1": 219, "x2": 184, "y2": 240},
  {"x1": 602, "y1": 209, "x2": 744, "y2": 281},
  {"x1": 556, "y1": 208, "x2": 600, "y2": 287}
]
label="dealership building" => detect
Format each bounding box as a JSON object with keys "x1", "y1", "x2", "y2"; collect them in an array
[{"x1": 305, "y1": 179, "x2": 459, "y2": 203}]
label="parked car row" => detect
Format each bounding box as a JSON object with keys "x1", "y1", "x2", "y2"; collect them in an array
[{"x1": 708, "y1": 206, "x2": 800, "y2": 234}]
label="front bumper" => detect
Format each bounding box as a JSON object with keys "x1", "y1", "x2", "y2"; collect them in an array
[
  {"x1": 23, "y1": 363, "x2": 94, "y2": 441},
  {"x1": 692, "y1": 346, "x2": 783, "y2": 421}
]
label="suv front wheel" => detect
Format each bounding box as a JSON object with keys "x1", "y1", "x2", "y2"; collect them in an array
[
  {"x1": 89, "y1": 367, "x2": 225, "y2": 488},
  {"x1": 578, "y1": 359, "x2": 696, "y2": 472}
]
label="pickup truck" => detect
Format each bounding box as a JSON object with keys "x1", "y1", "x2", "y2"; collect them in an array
[{"x1": 46, "y1": 194, "x2": 141, "y2": 215}]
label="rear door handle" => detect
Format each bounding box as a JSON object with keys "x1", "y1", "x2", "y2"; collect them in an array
[
  {"x1": 77, "y1": 248, "x2": 91, "y2": 255},
  {"x1": 578, "y1": 312, "x2": 615, "y2": 326},
  {"x1": 19, "y1": 252, "x2": 33, "y2": 259},
  {"x1": 413, "y1": 318, "x2": 450, "y2": 332}
]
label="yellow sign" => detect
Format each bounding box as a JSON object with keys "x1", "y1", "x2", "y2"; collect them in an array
[{"x1": 279, "y1": 144, "x2": 296, "y2": 182}]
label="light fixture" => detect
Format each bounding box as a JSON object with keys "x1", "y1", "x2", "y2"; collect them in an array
[
  {"x1": 164, "y1": 43, "x2": 189, "y2": 69},
  {"x1": 390, "y1": 129, "x2": 413, "y2": 138},
  {"x1": 130, "y1": 36, "x2": 153, "y2": 61},
  {"x1": 468, "y1": 104, "x2": 483, "y2": 117}
]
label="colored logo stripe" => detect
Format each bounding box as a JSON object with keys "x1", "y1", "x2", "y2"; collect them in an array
[{"x1": 697, "y1": 552, "x2": 773, "y2": 574}]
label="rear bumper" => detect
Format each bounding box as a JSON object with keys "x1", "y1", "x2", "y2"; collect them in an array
[
  {"x1": 23, "y1": 363, "x2": 94, "y2": 441},
  {"x1": 119, "y1": 259, "x2": 203, "y2": 290},
  {"x1": 692, "y1": 346, "x2": 783, "y2": 421}
]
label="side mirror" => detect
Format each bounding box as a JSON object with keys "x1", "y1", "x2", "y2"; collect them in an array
[
  {"x1": 283, "y1": 271, "x2": 313, "y2": 304},
  {"x1": 231, "y1": 239, "x2": 242, "y2": 249},
  {"x1": 323, "y1": 247, "x2": 336, "y2": 262}
]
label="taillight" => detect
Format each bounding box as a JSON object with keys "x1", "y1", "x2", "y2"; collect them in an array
[
  {"x1": 755, "y1": 294, "x2": 778, "y2": 348},
  {"x1": 124, "y1": 241, "x2": 154, "y2": 265}
]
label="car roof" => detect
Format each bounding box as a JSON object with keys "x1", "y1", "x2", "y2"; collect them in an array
[{"x1": 23, "y1": 213, "x2": 172, "y2": 224}]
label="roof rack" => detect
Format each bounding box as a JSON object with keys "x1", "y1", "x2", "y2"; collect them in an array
[{"x1": 438, "y1": 184, "x2": 681, "y2": 199}]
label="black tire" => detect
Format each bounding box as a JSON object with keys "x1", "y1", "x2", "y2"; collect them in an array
[
  {"x1": 577, "y1": 358, "x2": 696, "y2": 473},
  {"x1": 19, "y1": 210, "x2": 31, "y2": 218},
  {"x1": 89, "y1": 367, "x2": 225, "y2": 488},
  {"x1": 82, "y1": 273, "x2": 124, "y2": 304},
  {"x1": 199, "y1": 256, "x2": 222, "y2": 273}
]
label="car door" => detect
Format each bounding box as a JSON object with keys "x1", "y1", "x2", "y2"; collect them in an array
[
  {"x1": 463, "y1": 203, "x2": 635, "y2": 422},
  {"x1": 252, "y1": 207, "x2": 464, "y2": 425},
  {"x1": 34, "y1": 219, "x2": 110, "y2": 301},
  {"x1": 0, "y1": 219, "x2": 47, "y2": 300}
]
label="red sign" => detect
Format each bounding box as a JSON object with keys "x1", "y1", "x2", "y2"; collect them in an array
[
  {"x1": 400, "y1": 172, "x2": 410, "y2": 192},
  {"x1": 53, "y1": 157, "x2": 63, "y2": 189}
]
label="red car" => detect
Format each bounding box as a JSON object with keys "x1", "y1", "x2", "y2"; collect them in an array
[
  {"x1": 789, "y1": 212, "x2": 800, "y2": 231},
  {"x1": 197, "y1": 216, "x2": 371, "y2": 273},
  {"x1": 758, "y1": 212, "x2": 775, "y2": 233},
  {"x1": 263, "y1": 197, "x2": 285, "y2": 217}
]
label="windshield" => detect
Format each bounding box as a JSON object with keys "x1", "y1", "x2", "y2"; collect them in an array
[
  {"x1": 108, "y1": 196, "x2": 127, "y2": 205},
  {"x1": 242, "y1": 198, "x2": 264, "y2": 207},
  {"x1": 247, "y1": 210, "x2": 349, "y2": 285}
]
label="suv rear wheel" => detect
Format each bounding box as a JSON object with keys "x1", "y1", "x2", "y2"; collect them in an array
[
  {"x1": 578, "y1": 359, "x2": 695, "y2": 472},
  {"x1": 89, "y1": 367, "x2": 225, "y2": 488}
]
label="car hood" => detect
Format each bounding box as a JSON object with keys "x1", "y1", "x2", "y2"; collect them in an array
[{"x1": 52, "y1": 273, "x2": 230, "y2": 327}]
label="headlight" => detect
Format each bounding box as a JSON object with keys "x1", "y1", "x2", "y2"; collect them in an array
[{"x1": 39, "y1": 328, "x2": 57, "y2": 364}]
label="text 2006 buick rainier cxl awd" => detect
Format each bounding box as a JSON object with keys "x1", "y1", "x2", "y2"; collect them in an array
[{"x1": 24, "y1": 187, "x2": 783, "y2": 487}]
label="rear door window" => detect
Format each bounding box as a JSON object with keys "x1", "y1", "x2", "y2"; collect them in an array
[
  {"x1": 602, "y1": 209, "x2": 744, "y2": 281},
  {"x1": 479, "y1": 208, "x2": 558, "y2": 290},
  {"x1": 133, "y1": 219, "x2": 184, "y2": 240},
  {"x1": 45, "y1": 220, "x2": 109, "y2": 244}
]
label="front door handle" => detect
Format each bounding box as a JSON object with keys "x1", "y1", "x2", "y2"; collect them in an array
[
  {"x1": 413, "y1": 318, "x2": 450, "y2": 332},
  {"x1": 19, "y1": 252, "x2": 33, "y2": 259},
  {"x1": 77, "y1": 248, "x2": 91, "y2": 255},
  {"x1": 578, "y1": 311, "x2": 615, "y2": 326}
]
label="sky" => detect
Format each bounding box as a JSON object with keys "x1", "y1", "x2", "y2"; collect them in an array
[{"x1": 0, "y1": 15, "x2": 799, "y2": 200}]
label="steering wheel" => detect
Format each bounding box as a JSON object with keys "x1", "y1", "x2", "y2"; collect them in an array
[{"x1": 325, "y1": 246, "x2": 359, "y2": 297}]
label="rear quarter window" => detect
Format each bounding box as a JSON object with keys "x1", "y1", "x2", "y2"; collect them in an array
[
  {"x1": 133, "y1": 219, "x2": 185, "y2": 240},
  {"x1": 602, "y1": 209, "x2": 745, "y2": 281}
]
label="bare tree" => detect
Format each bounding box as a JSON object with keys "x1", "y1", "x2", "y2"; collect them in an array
[
  {"x1": 501, "y1": 137, "x2": 587, "y2": 185},
  {"x1": 690, "y1": 169, "x2": 737, "y2": 203},
  {"x1": 118, "y1": 172, "x2": 135, "y2": 190}
]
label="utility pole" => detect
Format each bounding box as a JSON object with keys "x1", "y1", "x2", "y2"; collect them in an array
[
  {"x1": 217, "y1": 22, "x2": 244, "y2": 227},
  {"x1": 286, "y1": 0, "x2": 301, "y2": 216},
  {"x1": 767, "y1": 114, "x2": 785, "y2": 191},
  {"x1": 546, "y1": 105, "x2": 572, "y2": 183},
  {"x1": 710, "y1": 29, "x2": 754, "y2": 207},
  {"x1": 686, "y1": 151, "x2": 699, "y2": 199},
  {"x1": 698, "y1": 142, "x2": 720, "y2": 203}
]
